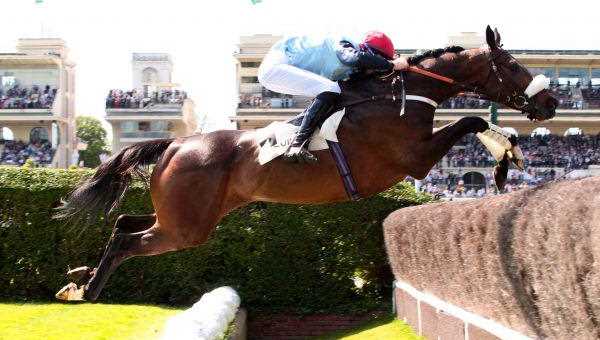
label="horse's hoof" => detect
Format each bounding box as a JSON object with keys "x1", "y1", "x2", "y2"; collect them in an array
[
  {"x1": 508, "y1": 145, "x2": 525, "y2": 170},
  {"x1": 67, "y1": 266, "x2": 95, "y2": 284},
  {"x1": 55, "y1": 282, "x2": 86, "y2": 301}
]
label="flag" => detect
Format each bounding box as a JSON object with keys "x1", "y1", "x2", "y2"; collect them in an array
[{"x1": 250, "y1": 0, "x2": 262, "y2": 4}]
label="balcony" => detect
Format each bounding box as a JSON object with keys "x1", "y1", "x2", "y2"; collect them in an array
[{"x1": 239, "y1": 83, "x2": 263, "y2": 94}]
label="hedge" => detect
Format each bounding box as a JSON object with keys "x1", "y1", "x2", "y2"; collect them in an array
[{"x1": 0, "y1": 166, "x2": 429, "y2": 313}]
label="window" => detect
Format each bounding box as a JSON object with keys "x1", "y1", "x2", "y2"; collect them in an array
[
  {"x1": 138, "y1": 121, "x2": 151, "y2": 132},
  {"x1": 241, "y1": 62, "x2": 261, "y2": 68},
  {"x1": 528, "y1": 67, "x2": 556, "y2": 79},
  {"x1": 1, "y1": 127, "x2": 14, "y2": 141},
  {"x1": 30, "y1": 127, "x2": 49, "y2": 143},
  {"x1": 120, "y1": 121, "x2": 137, "y2": 132},
  {"x1": 564, "y1": 127, "x2": 583, "y2": 136},
  {"x1": 558, "y1": 68, "x2": 588, "y2": 85},
  {"x1": 501, "y1": 127, "x2": 518, "y2": 137},
  {"x1": 591, "y1": 69, "x2": 600, "y2": 86},
  {"x1": 1, "y1": 75, "x2": 15, "y2": 88},
  {"x1": 241, "y1": 76, "x2": 259, "y2": 83},
  {"x1": 531, "y1": 127, "x2": 551, "y2": 137},
  {"x1": 142, "y1": 67, "x2": 158, "y2": 84},
  {"x1": 150, "y1": 121, "x2": 174, "y2": 131}
]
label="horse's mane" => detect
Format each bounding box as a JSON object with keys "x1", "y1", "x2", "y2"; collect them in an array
[
  {"x1": 408, "y1": 46, "x2": 465, "y2": 65},
  {"x1": 342, "y1": 45, "x2": 467, "y2": 92}
]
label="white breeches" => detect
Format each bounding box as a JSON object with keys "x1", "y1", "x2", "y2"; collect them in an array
[{"x1": 257, "y1": 50, "x2": 341, "y2": 97}]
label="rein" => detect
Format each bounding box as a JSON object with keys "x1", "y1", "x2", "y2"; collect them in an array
[{"x1": 407, "y1": 66, "x2": 455, "y2": 84}]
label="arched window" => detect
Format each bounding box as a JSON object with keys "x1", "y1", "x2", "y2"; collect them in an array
[
  {"x1": 462, "y1": 171, "x2": 486, "y2": 190},
  {"x1": 30, "y1": 127, "x2": 49, "y2": 143},
  {"x1": 502, "y1": 127, "x2": 519, "y2": 137},
  {"x1": 51, "y1": 122, "x2": 60, "y2": 148},
  {"x1": 142, "y1": 67, "x2": 158, "y2": 84},
  {"x1": 531, "y1": 127, "x2": 551, "y2": 137},
  {"x1": 564, "y1": 127, "x2": 583, "y2": 136},
  {"x1": 1, "y1": 127, "x2": 14, "y2": 141}
]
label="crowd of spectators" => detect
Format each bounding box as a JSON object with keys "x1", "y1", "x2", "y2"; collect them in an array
[
  {"x1": 0, "y1": 84, "x2": 57, "y2": 109},
  {"x1": 437, "y1": 83, "x2": 600, "y2": 110},
  {"x1": 445, "y1": 134, "x2": 600, "y2": 170},
  {"x1": 239, "y1": 94, "x2": 267, "y2": 108},
  {"x1": 238, "y1": 94, "x2": 300, "y2": 109},
  {"x1": 411, "y1": 131, "x2": 600, "y2": 198},
  {"x1": 0, "y1": 140, "x2": 55, "y2": 165},
  {"x1": 106, "y1": 89, "x2": 188, "y2": 109},
  {"x1": 411, "y1": 167, "x2": 558, "y2": 199},
  {"x1": 439, "y1": 96, "x2": 490, "y2": 109}
]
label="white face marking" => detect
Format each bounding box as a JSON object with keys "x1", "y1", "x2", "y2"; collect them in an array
[{"x1": 524, "y1": 74, "x2": 550, "y2": 98}]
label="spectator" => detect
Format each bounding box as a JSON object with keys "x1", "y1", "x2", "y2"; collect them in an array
[
  {"x1": 0, "y1": 84, "x2": 57, "y2": 109},
  {"x1": 106, "y1": 89, "x2": 187, "y2": 108},
  {"x1": 444, "y1": 134, "x2": 600, "y2": 170},
  {"x1": 0, "y1": 139, "x2": 55, "y2": 165}
]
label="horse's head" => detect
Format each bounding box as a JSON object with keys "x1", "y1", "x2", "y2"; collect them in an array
[{"x1": 477, "y1": 26, "x2": 558, "y2": 121}]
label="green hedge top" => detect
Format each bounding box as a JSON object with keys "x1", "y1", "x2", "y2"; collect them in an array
[
  {"x1": 0, "y1": 166, "x2": 92, "y2": 190},
  {"x1": 0, "y1": 166, "x2": 429, "y2": 313}
]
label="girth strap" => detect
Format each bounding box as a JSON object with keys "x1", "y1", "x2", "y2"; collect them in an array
[
  {"x1": 406, "y1": 95, "x2": 438, "y2": 108},
  {"x1": 339, "y1": 93, "x2": 438, "y2": 111}
]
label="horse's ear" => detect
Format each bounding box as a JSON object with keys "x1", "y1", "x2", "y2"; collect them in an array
[
  {"x1": 494, "y1": 27, "x2": 502, "y2": 48},
  {"x1": 485, "y1": 25, "x2": 497, "y2": 50}
]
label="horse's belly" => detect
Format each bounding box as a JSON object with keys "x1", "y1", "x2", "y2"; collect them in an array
[{"x1": 245, "y1": 155, "x2": 406, "y2": 204}]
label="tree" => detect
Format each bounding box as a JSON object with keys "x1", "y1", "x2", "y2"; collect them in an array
[{"x1": 76, "y1": 116, "x2": 109, "y2": 168}]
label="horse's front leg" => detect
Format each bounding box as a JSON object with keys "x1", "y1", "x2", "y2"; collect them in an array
[
  {"x1": 411, "y1": 116, "x2": 515, "y2": 190},
  {"x1": 410, "y1": 116, "x2": 488, "y2": 177}
]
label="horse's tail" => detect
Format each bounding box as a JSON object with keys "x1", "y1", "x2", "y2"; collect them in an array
[{"x1": 55, "y1": 138, "x2": 174, "y2": 222}]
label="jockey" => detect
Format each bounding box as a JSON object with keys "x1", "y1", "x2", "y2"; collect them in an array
[{"x1": 258, "y1": 31, "x2": 409, "y2": 163}]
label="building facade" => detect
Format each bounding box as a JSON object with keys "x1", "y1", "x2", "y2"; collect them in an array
[
  {"x1": 105, "y1": 53, "x2": 197, "y2": 153},
  {"x1": 0, "y1": 38, "x2": 76, "y2": 168},
  {"x1": 232, "y1": 33, "x2": 600, "y2": 137}
]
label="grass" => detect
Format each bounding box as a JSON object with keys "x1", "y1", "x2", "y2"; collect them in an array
[
  {"x1": 0, "y1": 303, "x2": 421, "y2": 340},
  {"x1": 316, "y1": 315, "x2": 423, "y2": 340},
  {"x1": 0, "y1": 303, "x2": 182, "y2": 340}
]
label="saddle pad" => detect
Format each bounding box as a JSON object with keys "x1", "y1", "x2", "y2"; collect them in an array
[{"x1": 256, "y1": 109, "x2": 346, "y2": 165}]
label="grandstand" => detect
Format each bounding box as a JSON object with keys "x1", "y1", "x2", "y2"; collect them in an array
[
  {"x1": 231, "y1": 33, "x2": 600, "y2": 196},
  {"x1": 104, "y1": 53, "x2": 197, "y2": 153},
  {"x1": 0, "y1": 38, "x2": 76, "y2": 168}
]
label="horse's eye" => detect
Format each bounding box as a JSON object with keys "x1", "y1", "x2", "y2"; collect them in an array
[{"x1": 509, "y1": 63, "x2": 520, "y2": 72}]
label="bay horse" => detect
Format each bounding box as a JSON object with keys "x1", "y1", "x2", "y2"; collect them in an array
[{"x1": 56, "y1": 26, "x2": 558, "y2": 301}]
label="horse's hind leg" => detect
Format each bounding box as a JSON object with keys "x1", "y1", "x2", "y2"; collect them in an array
[
  {"x1": 113, "y1": 213, "x2": 157, "y2": 233},
  {"x1": 56, "y1": 214, "x2": 161, "y2": 301},
  {"x1": 64, "y1": 214, "x2": 157, "y2": 286},
  {"x1": 82, "y1": 223, "x2": 179, "y2": 301}
]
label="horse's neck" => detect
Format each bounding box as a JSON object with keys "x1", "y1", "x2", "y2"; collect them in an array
[{"x1": 408, "y1": 49, "x2": 490, "y2": 103}]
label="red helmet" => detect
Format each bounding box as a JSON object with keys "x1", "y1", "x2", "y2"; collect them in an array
[{"x1": 361, "y1": 31, "x2": 395, "y2": 60}]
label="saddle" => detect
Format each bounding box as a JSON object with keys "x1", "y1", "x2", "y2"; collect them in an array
[
  {"x1": 255, "y1": 108, "x2": 360, "y2": 201},
  {"x1": 256, "y1": 108, "x2": 346, "y2": 165}
]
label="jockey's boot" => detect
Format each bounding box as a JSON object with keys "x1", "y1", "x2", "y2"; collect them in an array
[{"x1": 282, "y1": 92, "x2": 340, "y2": 163}]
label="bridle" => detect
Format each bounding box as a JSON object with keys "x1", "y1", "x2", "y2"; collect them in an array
[{"x1": 479, "y1": 49, "x2": 541, "y2": 113}]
